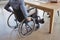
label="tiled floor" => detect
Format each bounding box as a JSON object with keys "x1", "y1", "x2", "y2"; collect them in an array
[{"x1": 0, "y1": 5, "x2": 60, "y2": 40}]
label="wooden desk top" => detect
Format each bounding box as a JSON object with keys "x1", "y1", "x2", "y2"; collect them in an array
[{"x1": 25, "y1": 0, "x2": 60, "y2": 11}]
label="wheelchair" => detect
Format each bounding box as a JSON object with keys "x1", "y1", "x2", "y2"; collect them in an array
[{"x1": 7, "y1": 7, "x2": 44, "y2": 37}]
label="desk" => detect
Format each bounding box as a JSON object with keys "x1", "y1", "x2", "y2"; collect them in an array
[{"x1": 25, "y1": 0, "x2": 60, "y2": 34}]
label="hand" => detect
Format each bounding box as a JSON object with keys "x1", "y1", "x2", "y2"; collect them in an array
[{"x1": 26, "y1": 17, "x2": 31, "y2": 21}]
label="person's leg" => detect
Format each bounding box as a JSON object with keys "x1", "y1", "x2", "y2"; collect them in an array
[
  {"x1": 35, "y1": 18, "x2": 40, "y2": 31},
  {"x1": 34, "y1": 13, "x2": 40, "y2": 31},
  {"x1": 20, "y1": 0, "x2": 32, "y2": 21},
  {"x1": 13, "y1": 9, "x2": 25, "y2": 22}
]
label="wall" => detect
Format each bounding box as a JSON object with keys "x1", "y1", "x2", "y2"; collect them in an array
[
  {"x1": 0, "y1": 0, "x2": 6, "y2": 1},
  {"x1": 39, "y1": 0, "x2": 60, "y2": 2},
  {"x1": 40, "y1": 0, "x2": 50, "y2": 2}
]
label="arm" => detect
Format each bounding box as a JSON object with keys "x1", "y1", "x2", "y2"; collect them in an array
[
  {"x1": 4, "y1": 2, "x2": 13, "y2": 12},
  {"x1": 19, "y1": 0, "x2": 29, "y2": 18}
]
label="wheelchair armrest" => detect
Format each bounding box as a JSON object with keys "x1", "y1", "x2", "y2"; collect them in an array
[
  {"x1": 27, "y1": 7, "x2": 37, "y2": 16},
  {"x1": 27, "y1": 7, "x2": 35, "y2": 12}
]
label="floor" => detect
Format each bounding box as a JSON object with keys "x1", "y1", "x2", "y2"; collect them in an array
[{"x1": 0, "y1": 4, "x2": 60, "y2": 40}]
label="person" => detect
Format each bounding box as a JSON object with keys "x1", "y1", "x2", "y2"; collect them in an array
[
  {"x1": 4, "y1": 0, "x2": 39, "y2": 30},
  {"x1": 4, "y1": 0, "x2": 31, "y2": 22}
]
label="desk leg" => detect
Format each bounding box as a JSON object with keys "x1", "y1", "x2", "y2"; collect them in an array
[{"x1": 49, "y1": 10, "x2": 54, "y2": 34}]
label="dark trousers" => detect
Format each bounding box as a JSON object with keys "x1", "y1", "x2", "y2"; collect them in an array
[
  {"x1": 13, "y1": 9, "x2": 39, "y2": 24},
  {"x1": 13, "y1": 8, "x2": 25, "y2": 22}
]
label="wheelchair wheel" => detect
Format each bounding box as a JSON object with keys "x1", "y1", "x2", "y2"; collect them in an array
[
  {"x1": 7, "y1": 13, "x2": 18, "y2": 29},
  {"x1": 18, "y1": 18, "x2": 35, "y2": 37}
]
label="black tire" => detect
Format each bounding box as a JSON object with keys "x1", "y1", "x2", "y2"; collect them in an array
[{"x1": 7, "y1": 13, "x2": 18, "y2": 29}]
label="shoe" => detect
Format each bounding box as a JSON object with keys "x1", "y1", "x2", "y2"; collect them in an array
[
  {"x1": 35, "y1": 24, "x2": 39, "y2": 31},
  {"x1": 48, "y1": 15, "x2": 50, "y2": 18},
  {"x1": 14, "y1": 26, "x2": 18, "y2": 29},
  {"x1": 38, "y1": 19, "x2": 44, "y2": 24}
]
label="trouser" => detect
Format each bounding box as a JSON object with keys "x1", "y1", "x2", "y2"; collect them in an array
[
  {"x1": 13, "y1": 8, "x2": 25, "y2": 22},
  {"x1": 13, "y1": 9, "x2": 39, "y2": 24}
]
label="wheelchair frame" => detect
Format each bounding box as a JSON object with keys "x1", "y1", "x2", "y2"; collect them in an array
[{"x1": 7, "y1": 7, "x2": 41, "y2": 37}]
